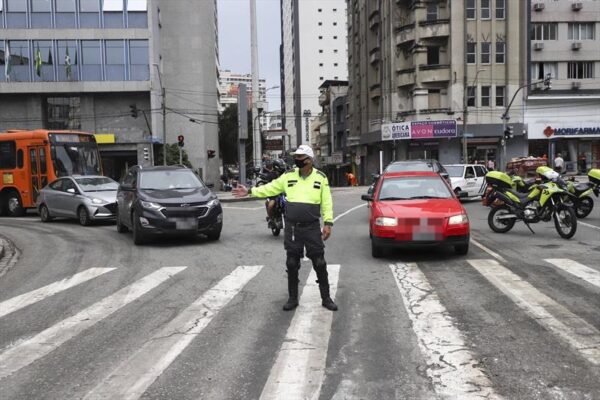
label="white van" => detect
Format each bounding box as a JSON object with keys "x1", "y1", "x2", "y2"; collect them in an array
[{"x1": 444, "y1": 164, "x2": 488, "y2": 198}]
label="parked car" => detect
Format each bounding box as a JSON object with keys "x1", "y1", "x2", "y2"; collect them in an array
[
  {"x1": 362, "y1": 171, "x2": 470, "y2": 258},
  {"x1": 444, "y1": 164, "x2": 488, "y2": 198},
  {"x1": 116, "y1": 165, "x2": 223, "y2": 245},
  {"x1": 36, "y1": 176, "x2": 118, "y2": 226}
]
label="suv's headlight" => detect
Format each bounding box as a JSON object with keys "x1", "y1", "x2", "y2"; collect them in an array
[
  {"x1": 207, "y1": 198, "x2": 220, "y2": 208},
  {"x1": 375, "y1": 217, "x2": 398, "y2": 226},
  {"x1": 141, "y1": 201, "x2": 163, "y2": 210},
  {"x1": 448, "y1": 214, "x2": 469, "y2": 225},
  {"x1": 91, "y1": 198, "x2": 104, "y2": 205}
]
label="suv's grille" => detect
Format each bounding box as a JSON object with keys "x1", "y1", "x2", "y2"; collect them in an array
[{"x1": 160, "y1": 205, "x2": 209, "y2": 218}]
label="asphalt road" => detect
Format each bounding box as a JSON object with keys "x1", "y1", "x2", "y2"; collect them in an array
[{"x1": 0, "y1": 187, "x2": 599, "y2": 400}]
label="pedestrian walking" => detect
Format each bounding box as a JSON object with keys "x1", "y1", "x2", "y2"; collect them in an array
[
  {"x1": 554, "y1": 153, "x2": 564, "y2": 174},
  {"x1": 345, "y1": 172, "x2": 357, "y2": 186},
  {"x1": 486, "y1": 159, "x2": 495, "y2": 171},
  {"x1": 578, "y1": 153, "x2": 587, "y2": 174},
  {"x1": 232, "y1": 145, "x2": 338, "y2": 312}
]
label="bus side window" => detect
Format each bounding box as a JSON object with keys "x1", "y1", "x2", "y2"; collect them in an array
[
  {"x1": 0, "y1": 141, "x2": 17, "y2": 169},
  {"x1": 17, "y1": 150, "x2": 24, "y2": 169}
]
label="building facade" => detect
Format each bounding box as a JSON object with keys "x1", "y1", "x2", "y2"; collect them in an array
[
  {"x1": 525, "y1": 0, "x2": 600, "y2": 171},
  {"x1": 218, "y1": 69, "x2": 267, "y2": 112},
  {"x1": 0, "y1": 0, "x2": 221, "y2": 186},
  {"x1": 280, "y1": 0, "x2": 348, "y2": 148},
  {"x1": 347, "y1": 0, "x2": 528, "y2": 183}
]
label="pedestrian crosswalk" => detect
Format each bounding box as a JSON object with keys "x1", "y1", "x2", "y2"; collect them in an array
[{"x1": 0, "y1": 257, "x2": 599, "y2": 399}]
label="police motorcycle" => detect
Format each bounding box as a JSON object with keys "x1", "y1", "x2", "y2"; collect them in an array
[
  {"x1": 483, "y1": 167, "x2": 577, "y2": 239},
  {"x1": 559, "y1": 168, "x2": 600, "y2": 218},
  {"x1": 256, "y1": 159, "x2": 288, "y2": 236}
]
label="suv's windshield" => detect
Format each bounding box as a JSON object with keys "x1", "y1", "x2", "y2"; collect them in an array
[
  {"x1": 378, "y1": 176, "x2": 452, "y2": 200},
  {"x1": 75, "y1": 177, "x2": 118, "y2": 191},
  {"x1": 445, "y1": 166, "x2": 464, "y2": 177},
  {"x1": 385, "y1": 162, "x2": 434, "y2": 173},
  {"x1": 139, "y1": 170, "x2": 205, "y2": 190}
]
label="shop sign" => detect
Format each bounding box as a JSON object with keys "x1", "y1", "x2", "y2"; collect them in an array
[
  {"x1": 381, "y1": 120, "x2": 457, "y2": 141},
  {"x1": 381, "y1": 122, "x2": 410, "y2": 141},
  {"x1": 544, "y1": 125, "x2": 600, "y2": 138},
  {"x1": 331, "y1": 152, "x2": 343, "y2": 164},
  {"x1": 94, "y1": 134, "x2": 116, "y2": 144}
]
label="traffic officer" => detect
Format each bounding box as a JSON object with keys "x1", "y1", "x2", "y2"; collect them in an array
[{"x1": 232, "y1": 145, "x2": 337, "y2": 311}]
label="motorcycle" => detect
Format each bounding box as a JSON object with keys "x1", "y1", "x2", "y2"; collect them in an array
[
  {"x1": 483, "y1": 168, "x2": 577, "y2": 239},
  {"x1": 560, "y1": 168, "x2": 600, "y2": 218},
  {"x1": 256, "y1": 163, "x2": 288, "y2": 237}
]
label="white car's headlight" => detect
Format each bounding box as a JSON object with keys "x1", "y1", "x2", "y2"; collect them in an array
[
  {"x1": 375, "y1": 217, "x2": 398, "y2": 226},
  {"x1": 91, "y1": 198, "x2": 104, "y2": 205},
  {"x1": 141, "y1": 201, "x2": 163, "y2": 210},
  {"x1": 207, "y1": 198, "x2": 220, "y2": 208},
  {"x1": 448, "y1": 214, "x2": 469, "y2": 225}
]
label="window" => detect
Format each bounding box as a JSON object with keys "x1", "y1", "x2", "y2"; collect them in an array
[
  {"x1": 568, "y1": 62, "x2": 594, "y2": 79},
  {"x1": 103, "y1": 0, "x2": 124, "y2": 28},
  {"x1": 319, "y1": 63, "x2": 323, "y2": 67},
  {"x1": 568, "y1": 23, "x2": 595, "y2": 40},
  {"x1": 475, "y1": 166, "x2": 487, "y2": 177},
  {"x1": 318, "y1": 8, "x2": 322, "y2": 12},
  {"x1": 17, "y1": 149, "x2": 24, "y2": 169},
  {"x1": 480, "y1": 0, "x2": 490, "y2": 19},
  {"x1": 334, "y1": 63, "x2": 338, "y2": 66},
  {"x1": 334, "y1": 36, "x2": 338, "y2": 39},
  {"x1": 531, "y1": 62, "x2": 557, "y2": 80},
  {"x1": 105, "y1": 40, "x2": 125, "y2": 80},
  {"x1": 6, "y1": 0, "x2": 27, "y2": 28},
  {"x1": 465, "y1": 166, "x2": 476, "y2": 179},
  {"x1": 81, "y1": 40, "x2": 102, "y2": 80},
  {"x1": 319, "y1": 76, "x2": 324, "y2": 80},
  {"x1": 0, "y1": 1, "x2": 3, "y2": 29},
  {"x1": 334, "y1": 49, "x2": 338, "y2": 53},
  {"x1": 531, "y1": 23, "x2": 557, "y2": 40},
  {"x1": 467, "y1": 86, "x2": 476, "y2": 107},
  {"x1": 127, "y1": 0, "x2": 147, "y2": 28},
  {"x1": 427, "y1": 4, "x2": 437, "y2": 21},
  {"x1": 318, "y1": 22, "x2": 322, "y2": 26},
  {"x1": 33, "y1": 40, "x2": 55, "y2": 82},
  {"x1": 129, "y1": 40, "x2": 149, "y2": 80},
  {"x1": 30, "y1": 0, "x2": 52, "y2": 28},
  {"x1": 8, "y1": 41, "x2": 31, "y2": 82},
  {"x1": 57, "y1": 40, "x2": 79, "y2": 81},
  {"x1": 427, "y1": 46, "x2": 440, "y2": 65},
  {"x1": 319, "y1": 49, "x2": 323, "y2": 53},
  {"x1": 333, "y1": 22, "x2": 337, "y2": 26},
  {"x1": 45, "y1": 97, "x2": 82, "y2": 129},
  {"x1": 0, "y1": 141, "x2": 17, "y2": 170},
  {"x1": 496, "y1": 86, "x2": 505, "y2": 107},
  {"x1": 80, "y1": 0, "x2": 100, "y2": 28},
  {"x1": 495, "y1": 42, "x2": 505, "y2": 64},
  {"x1": 481, "y1": 42, "x2": 491, "y2": 64},
  {"x1": 481, "y1": 86, "x2": 491, "y2": 107},
  {"x1": 495, "y1": 0, "x2": 505, "y2": 19},
  {"x1": 56, "y1": 0, "x2": 76, "y2": 28},
  {"x1": 0, "y1": 41, "x2": 5, "y2": 81},
  {"x1": 466, "y1": 0, "x2": 476, "y2": 19},
  {"x1": 467, "y1": 42, "x2": 476, "y2": 64}
]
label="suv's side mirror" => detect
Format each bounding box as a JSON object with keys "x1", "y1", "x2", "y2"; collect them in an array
[{"x1": 361, "y1": 194, "x2": 373, "y2": 201}]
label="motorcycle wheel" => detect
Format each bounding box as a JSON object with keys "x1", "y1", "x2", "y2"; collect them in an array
[
  {"x1": 553, "y1": 204, "x2": 577, "y2": 239},
  {"x1": 488, "y1": 205, "x2": 516, "y2": 233},
  {"x1": 575, "y1": 197, "x2": 593, "y2": 219}
]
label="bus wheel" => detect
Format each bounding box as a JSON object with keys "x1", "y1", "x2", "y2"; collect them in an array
[{"x1": 6, "y1": 191, "x2": 25, "y2": 217}]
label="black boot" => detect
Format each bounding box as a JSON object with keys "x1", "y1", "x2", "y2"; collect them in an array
[
  {"x1": 318, "y1": 279, "x2": 338, "y2": 311},
  {"x1": 283, "y1": 271, "x2": 299, "y2": 311}
]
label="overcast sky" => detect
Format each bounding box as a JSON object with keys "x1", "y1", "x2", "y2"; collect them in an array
[{"x1": 218, "y1": 0, "x2": 282, "y2": 110}]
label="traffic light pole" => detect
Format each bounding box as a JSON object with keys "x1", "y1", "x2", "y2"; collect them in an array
[{"x1": 162, "y1": 86, "x2": 167, "y2": 166}]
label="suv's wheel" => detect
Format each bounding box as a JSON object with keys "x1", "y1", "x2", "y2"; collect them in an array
[
  {"x1": 78, "y1": 206, "x2": 92, "y2": 226},
  {"x1": 206, "y1": 223, "x2": 222, "y2": 241},
  {"x1": 132, "y1": 210, "x2": 147, "y2": 245},
  {"x1": 116, "y1": 209, "x2": 128, "y2": 233},
  {"x1": 40, "y1": 204, "x2": 53, "y2": 222}
]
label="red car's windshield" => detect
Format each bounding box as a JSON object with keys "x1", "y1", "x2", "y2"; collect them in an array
[{"x1": 378, "y1": 176, "x2": 453, "y2": 201}]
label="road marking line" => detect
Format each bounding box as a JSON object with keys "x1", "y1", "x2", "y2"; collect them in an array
[
  {"x1": 260, "y1": 265, "x2": 340, "y2": 400},
  {"x1": 333, "y1": 204, "x2": 366, "y2": 223},
  {"x1": 222, "y1": 205, "x2": 264, "y2": 210},
  {"x1": 390, "y1": 263, "x2": 499, "y2": 399},
  {"x1": 468, "y1": 259, "x2": 600, "y2": 365},
  {"x1": 84, "y1": 265, "x2": 263, "y2": 400},
  {"x1": 470, "y1": 238, "x2": 507, "y2": 263},
  {"x1": 579, "y1": 221, "x2": 600, "y2": 231},
  {"x1": 544, "y1": 259, "x2": 600, "y2": 289},
  {"x1": 0, "y1": 268, "x2": 116, "y2": 319},
  {"x1": 0, "y1": 267, "x2": 187, "y2": 380}
]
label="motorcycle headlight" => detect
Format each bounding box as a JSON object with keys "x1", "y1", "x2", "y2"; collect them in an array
[
  {"x1": 448, "y1": 214, "x2": 469, "y2": 225},
  {"x1": 375, "y1": 217, "x2": 398, "y2": 226},
  {"x1": 91, "y1": 198, "x2": 104, "y2": 205},
  {"x1": 207, "y1": 199, "x2": 220, "y2": 208},
  {"x1": 140, "y1": 201, "x2": 163, "y2": 210}
]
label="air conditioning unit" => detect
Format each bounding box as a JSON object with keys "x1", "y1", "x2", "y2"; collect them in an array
[
  {"x1": 572, "y1": 42, "x2": 582, "y2": 50},
  {"x1": 533, "y1": 3, "x2": 545, "y2": 11},
  {"x1": 533, "y1": 42, "x2": 545, "y2": 50},
  {"x1": 572, "y1": 2, "x2": 583, "y2": 11},
  {"x1": 572, "y1": 81, "x2": 581, "y2": 90}
]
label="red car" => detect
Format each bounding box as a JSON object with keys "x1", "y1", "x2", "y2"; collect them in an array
[{"x1": 362, "y1": 171, "x2": 470, "y2": 258}]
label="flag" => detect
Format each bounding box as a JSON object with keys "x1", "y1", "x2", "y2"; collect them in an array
[
  {"x1": 4, "y1": 45, "x2": 11, "y2": 82},
  {"x1": 35, "y1": 44, "x2": 42, "y2": 77},
  {"x1": 47, "y1": 49, "x2": 53, "y2": 65},
  {"x1": 65, "y1": 45, "x2": 72, "y2": 79}
]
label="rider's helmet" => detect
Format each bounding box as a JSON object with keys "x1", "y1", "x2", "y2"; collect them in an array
[
  {"x1": 263, "y1": 159, "x2": 274, "y2": 170},
  {"x1": 273, "y1": 159, "x2": 287, "y2": 174}
]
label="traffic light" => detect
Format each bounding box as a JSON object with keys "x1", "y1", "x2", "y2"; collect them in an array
[
  {"x1": 207, "y1": 149, "x2": 216, "y2": 159},
  {"x1": 177, "y1": 135, "x2": 185, "y2": 147},
  {"x1": 129, "y1": 104, "x2": 139, "y2": 119},
  {"x1": 143, "y1": 147, "x2": 150, "y2": 161},
  {"x1": 544, "y1": 73, "x2": 552, "y2": 90},
  {"x1": 504, "y1": 125, "x2": 514, "y2": 140}
]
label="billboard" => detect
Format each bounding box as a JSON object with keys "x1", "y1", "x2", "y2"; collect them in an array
[{"x1": 382, "y1": 120, "x2": 457, "y2": 141}]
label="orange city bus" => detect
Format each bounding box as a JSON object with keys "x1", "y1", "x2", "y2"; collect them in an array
[{"x1": 0, "y1": 130, "x2": 102, "y2": 216}]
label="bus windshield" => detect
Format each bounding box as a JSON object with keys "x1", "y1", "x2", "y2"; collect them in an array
[{"x1": 52, "y1": 142, "x2": 101, "y2": 177}]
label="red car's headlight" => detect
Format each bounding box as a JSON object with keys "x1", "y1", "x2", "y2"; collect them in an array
[
  {"x1": 375, "y1": 217, "x2": 398, "y2": 226},
  {"x1": 448, "y1": 214, "x2": 469, "y2": 225}
]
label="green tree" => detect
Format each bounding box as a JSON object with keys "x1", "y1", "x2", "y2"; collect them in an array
[{"x1": 154, "y1": 143, "x2": 193, "y2": 168}]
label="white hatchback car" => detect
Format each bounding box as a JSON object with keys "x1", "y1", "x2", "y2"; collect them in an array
[{"x1": 444, "y1": 164, "x2": 488, "y2": 198}]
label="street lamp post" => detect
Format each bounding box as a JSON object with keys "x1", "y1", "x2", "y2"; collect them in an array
[
  {"x1": 153, "y1": 64, "x2": 167, "y2": 166},
  {"x1": 462, "y1": 68, "x2": 486, "y2": 164}
]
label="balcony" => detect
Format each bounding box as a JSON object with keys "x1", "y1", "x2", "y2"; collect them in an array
[
  {"x1": 319, "y1": 91, "x2": 330, "y2": 107},
  {"x1": 394, "y1": 23, "x2": 416, "y2": 46},
  {"x1": 397, "y1": 67, "x2": 416, "y2": 87},
  {"x1": 418, "y1": 19, "x2": 450, "y2": 40},
  {"x1": 370, "y1": 47, "x2": 381, "y2": 65},
  {"x1": 369, "y1": 13, "x2": 380, "y2": 30},
  {"x1": 418, "y1": 64, "x2": 451, "y2": 83},
  {"x1": 370, "y1": 83, "x2": 382, "y2": 99}
]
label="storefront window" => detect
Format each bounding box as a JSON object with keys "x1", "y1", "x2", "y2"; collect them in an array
[
  {"x1": 56, "y1": 0, "x2": 77, "y2": 28},
  {"x1": 8, "y1": 41, "x2": 31, "y2": 82},
  {"x1": 6, "y1": 0, "x2": 28, "y2": 28},
  {"x1": 127, "y1": 0, "x2": 147, "y2": 28},
  {"x1": 105, "y1": 40, "x2": 125, "y2": 80},
  {"x1": 80, "y1": 0, "x2": 100, "y2": 28},
  {"x1": 31, "y1": 0, "x2": 52, "y2": 28},
  {"x1": 129, "y1": 40, "x2": 149, "y2": 80},
  {"x1": 33, "y1": 40, "x2": 55, "y2": 82},
  {"x1": 81, "y1": 40, "x2": 102, "y2": 81},
  {"x1": 103, "y1": 0, "x2": 124, "y2": 28},
  {"x1": 57, "y1": 40, "x2": 79, "y2": 81}
]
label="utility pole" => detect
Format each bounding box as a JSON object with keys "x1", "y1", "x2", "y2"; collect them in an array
[
  {"x1": 238, "y1": 84, "x2": 249, "y2": 186},
  {"x1": 250, "y1": 0, "x2": 261, "y2": 168},
  {"x1": 153, "y1": 64, "x2": 167, "y2": 166},
  {"x1": 462, "y1": 8, "x2": 469, "y2": 164}
]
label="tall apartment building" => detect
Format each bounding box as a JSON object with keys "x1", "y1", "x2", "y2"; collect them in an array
[
  {"x1": 347, "y1": 0, "x2": 528, "y2": 182},
  {"x1": 0, "y1": 0, "x2": 221, "y2": 186},
  {"x1": 525, "y1": 0, "x2": 600, "y2": 171},
  {"x1": 280, "y1": 0, "x2": 348, "y2": 148},
  {"x1": 218, "y1": 69, "x2": 267, "y2": 112}
]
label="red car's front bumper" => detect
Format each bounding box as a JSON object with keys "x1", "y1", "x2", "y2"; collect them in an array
[{"x1": 371, "y1": 218, "x2": 470, "y2": 246}]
